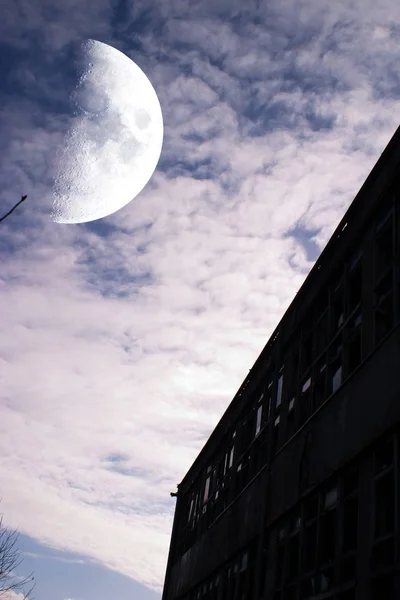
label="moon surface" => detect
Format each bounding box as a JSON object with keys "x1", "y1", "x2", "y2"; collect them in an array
[{"x1": 52, "y1": 39, "x2": 163, "y2": 224}]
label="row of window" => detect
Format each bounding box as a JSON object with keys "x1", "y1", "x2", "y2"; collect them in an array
[
  {"x1": 176, "y1": 194, "x2": 399, "y2": 559},
  {"x1": 175, "y1": 431, "x2": 398, "y2": 600},
  {"x1": 272, "y1": 432, "x2": 398, "y2": 600},
  {"x1": 179, "y1": 547, "x2": 254, "y2": 600}
]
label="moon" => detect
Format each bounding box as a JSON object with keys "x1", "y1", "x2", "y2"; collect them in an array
[{"x1": 52, "y1": 39, "x2": 163, "y2": 224}]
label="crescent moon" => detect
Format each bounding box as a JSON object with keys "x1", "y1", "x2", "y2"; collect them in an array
[{"x1": 52, "y1": 39, "x2": 163, "y2": 224}]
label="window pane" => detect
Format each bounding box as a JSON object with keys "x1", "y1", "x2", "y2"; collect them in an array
[
  {"x1": 348, "y1": 263, "x2": 362, "y2": 312},
  {"x1": 287, "y1": 535, "x2": 300, "y2": 578},
  {"x1": 371, "y1": 537, "x2": 394, "y2": 569},
  {"x1": 375, "y1": 436, "x2": 393, "y2": 473},
  {"x1": 319, "y1": 509, "x2": 336, "y2": 563},
  {"x1": 255, "y1": 405, "x2": 262, "y2": 435},
  {"x1": 303, "y1": 522, "x2": 317, "y2": 571},
  {"x1": 343, "y1": 496, "x2": 358, "y2": 551},
  {"x1": 374, "y1": 271, "x2": 394, "y2": 343},
  {"x1": 375, "y1": 472, "x2": 395, "y2": 537},
  {"x1": 371, "y1": 572, "x2": 394, "y2": 599},
  {"x1": 332, "y1": 365, "x2": 342, "y2": 393},
  {"x1": 277, "y1": 373, "x2": 284, "y2": 407}
]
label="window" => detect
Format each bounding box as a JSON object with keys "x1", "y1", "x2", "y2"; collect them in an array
[
  {"x1": 287, "y1": 533, "x2": 300, "y2": 579},
  {"x1": 319, "y1": 489, "x2": 337, "y2": 564},
  {"x1": 374, "y1": 471, "x2": 395, "y2": 537},
  {"x1": 375, "y1": 436, "x2": 393, "y2": 473},
  {"x1": 302, "y1": 377, "x2": 311, "y2": 392},
  {"x1": 301, "y1": 332, "x2": 313, "y2": 373},
  {"x1": 337, "y1": 588, "x2": 356, "y2": 600},
  {"x1": 347, "y1": 310, "x2": 362, "y2": 375},
  {"x1": 347, "y1": 260, "x2": 362, "y2": 314},
  {"x1": 303, "y1": 521, "x2": 317, "y2": 571},
  {"x1": 324, "y1": 486, "x2": 338, "y2": 509},
  {"x1": 203, "y1": 470, "x2": 211, "y2": 504},
  {"x1": 299, "y1": 376, "x2": 312, "y2": 426},
  {"x1": 272, "y1": 415, "x2": 281, "y2": 454},
  {"x1": 276, "y1": 542, "x2": 286, "y2": 585},
  {"x1": 304, "y1": 494, "x2": 319, "y2": 522},
  {"x1": 371, "y1": 572, "x2": 394, "y2": 599},
  {"x1": 315, "y1": 310, "x2": 328, "y2": 356},
  {"x1": 313, "y1": 360, "x2": 327, "y2": 409},
  {"x1": 255, "y1": 403, "x2": 263, "y2": 436},
  {"x1": 331, "y1": 280, "x2": 345, "y2": 332},
  {"x1": 374, "y1": 271, "x2": 394, "y2": 344},
  {"x1": 229, "y1": 446, "x2": 235, "y2": 469},
  {"x1": 375, "y1": 209, "x2": 394, "y2": 278},
  {"x1": 188, "y1": 497, "x2": 194, "y2": 522},
  {"x1": 343, "y1": 467, "x2": 358, "y2": 497},
  {"x1": 371, "y1": 537, "x2": 394, "y2": 569},
  {"x1": 329, "y1": 340, "x2": 342, "y2": 395},
  {"x1": 274, "y1": 469, "x2": 364, "y2": 599},
  {"x1": 286, "y1": 397, "x2": 296, "y2": 440},
  {"x1": 342, "y1": 496, "x2": 358, "y2": 551},
  {"x1": 276, "y1": 369, "x2": 284, "y2": 408},
  {"x1": 339, "y1": 556, "x2": 356, "y2": 583},
  {"x1": 332, "y1": 365, "x2": 342, "y2": 393},
  {"x1": 266, "y1": 380, "x2": 273, "y2": 420}
]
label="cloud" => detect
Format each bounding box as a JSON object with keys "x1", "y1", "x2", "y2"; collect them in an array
[{"x1": 1, "y1": 0, "x2": 400, "y2": 593}]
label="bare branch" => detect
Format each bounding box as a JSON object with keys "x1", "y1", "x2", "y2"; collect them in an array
[
  {"x1": 0, "y1": 513, "x2": 34, "y2": 599},
  {"x1": 0, "y1": 196, "x2": 28, "y2": 223}
]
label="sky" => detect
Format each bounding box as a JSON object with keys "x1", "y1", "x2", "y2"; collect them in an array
[{"x1": 1, "y1": 0, "x2": 400, "y2": 599}]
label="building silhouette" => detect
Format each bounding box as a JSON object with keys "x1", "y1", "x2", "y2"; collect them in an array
[{"x1": 162, "y1": 126, "x2": 400, "y2": 600}]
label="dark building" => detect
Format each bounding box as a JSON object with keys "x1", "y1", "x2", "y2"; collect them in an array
[{"x1": 162, "y1": 126, "x2": 400, "y2": 600}]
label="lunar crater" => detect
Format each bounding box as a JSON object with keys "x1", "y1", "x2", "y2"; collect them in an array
[{"x1": 52, "y1": 39, "x2": 163, "y2": 224}]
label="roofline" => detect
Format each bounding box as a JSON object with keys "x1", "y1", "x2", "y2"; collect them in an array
[{"x1": 178, "y1": 123, "x2": 400, "y2": 490}]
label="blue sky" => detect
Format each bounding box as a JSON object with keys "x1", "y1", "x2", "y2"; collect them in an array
[{"x1": 1, "y1": 0, "x2": 400, "y2": 599}]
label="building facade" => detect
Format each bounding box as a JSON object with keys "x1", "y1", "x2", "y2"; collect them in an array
[{"x1": 162, "y1": 126, "x2": 400, "y2": 600}]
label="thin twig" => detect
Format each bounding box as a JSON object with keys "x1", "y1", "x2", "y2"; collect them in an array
[{"x1": 0, "y1": 196, "x2": 28, "y2": 223}]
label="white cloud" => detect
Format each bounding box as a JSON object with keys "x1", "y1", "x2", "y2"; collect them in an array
[{"x1": 1, "y1": 0, "x2": 400, "y2": 593}]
